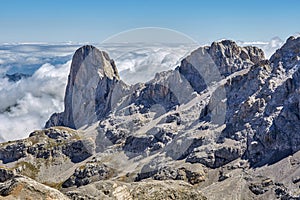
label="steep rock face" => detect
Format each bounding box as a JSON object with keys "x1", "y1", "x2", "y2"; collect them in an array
[
  {"x1": 270, "y1": 36, "x2": 300, "y2": 69},
  {"x1": 219, "y1": 37, "x2": 300, "y2": 166},
  {"x1": 259, "y1": 37, "x2": 300, "y2": 162},
  {"x1": 46, "y1": 45, "x2": 123, "y2": 129},
  {"x1": 177, "y1": 40, "x2": 265, "y2": 95}
]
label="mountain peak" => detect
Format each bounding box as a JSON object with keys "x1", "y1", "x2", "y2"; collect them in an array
[
  {"x1": 270, "y1": 35, "x2": 300, "y2": 68},
  {"x1": 46, "y1": 45, "x2": 122, "y2": 129},
  {"x1": 206, "y1": 39, "x2": 265, "y2": 76},
  {"x1": 72, "y1": 45, "x2": 120, "y2": 81}
]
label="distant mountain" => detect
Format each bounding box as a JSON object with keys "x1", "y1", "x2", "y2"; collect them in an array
[
  {"x1": 1, "y1": 36, "x2": 300, "y2": 199},
  {"x1": 5, "y1": 73, "x2": 30, "y2": 82}
]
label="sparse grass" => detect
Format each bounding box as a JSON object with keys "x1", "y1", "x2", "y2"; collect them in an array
[
  {"x1": 53, "y1": 126, "x2": 76, "y2": 133},
  {"x1": 10, "y1": 183, "x2": 24, "y2": 196},
  {"x1": 42, "y1": 181, "x2": 65, "y2": 190},
  {"x1": 14, "y1": 161, "x2": 39, "y2": 179},
  {"x1": 70, "y1": 134, "x2": 82, "y2": 140},
  {"x1": 78, "y1": 165, "x2": 86, "y2": 170},
  {"x1": 0, "y1": 140, "x2": 16, "y2": 147},
  {"x1": 28, "y1": 135, "x2": 45, "y2": 145},
  {"x1": 0, "y1": 165, "x2": 10, "y2": 170},
  {"x1": 45, "y1": 139, "x2": 60, "y2": 149}
]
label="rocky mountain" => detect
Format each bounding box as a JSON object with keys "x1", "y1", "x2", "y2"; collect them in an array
[{"x1": 1, "y1": 36, "x2": 300, "y2": 199}]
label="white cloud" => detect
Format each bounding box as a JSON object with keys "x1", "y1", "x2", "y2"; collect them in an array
[
  {"x1": 0, "y1": 61, "x2": 71, "y2": 141},
  {"x1": 101, "y1": 44, "x2": 198, "y2": 84},
  {"x1": 237, "y1": 37, "x2": 284, "y2": 58},
  {"x1": 0, "y1": 44, "x2": 79, "y2": 75}
]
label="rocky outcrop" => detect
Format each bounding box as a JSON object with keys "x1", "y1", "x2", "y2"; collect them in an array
[
  {"x1": 136, "y1": 165, "x2": 205, "y2": 185},
  {"x1": 46, "y1": 41, "x2": 265, "y2": 130},
  {"x1": 0, "y1": 127, "x2": 94, "y2": 165},
  {"x1": 208, "y1": 40, "x2": 265, "y2": 76},
  {"x1": 65, "y1": 180, "x2": 207, "y2": 200},
  {"x1": 217, "y1": 36, "x2": 300, "y2": 166},
  {"x1": 0, "y1": 142, "x2": 27, "y2": 164},
  {"x1": 175, "y1": 41, "x2": 265, "y2": 94},
  {"x1": 46, "y1": 45, "x2": 124, "y2": 129},
  {"x1": 0, "y1": 168, "x2": 68, "y2": 200},
  {"x1": 270, "y1": 36, "x2": 300, "y2": 69},
  {"x1": 0, "y1": 168, "x2": 15, "y2": 183},
  {"x1": 62, "y1": 158, "x2": 114, "y2": 188}
]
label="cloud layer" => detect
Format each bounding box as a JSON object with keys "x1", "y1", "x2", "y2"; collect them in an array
[
  {"x1": 237, "y1": 37, "x2": 284, "y2": 58},
  {"x1": 0, "y1": 61, "x2": 71, "y2": 141},
  {"x1": 102, "y1": 43, "x2": 198, "y2": 84}
]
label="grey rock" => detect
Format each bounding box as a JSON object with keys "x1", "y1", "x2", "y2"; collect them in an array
[
  {"x1": 63, "y1": 161, "x2": 113, "y2": 188},
  {"x1": 270, "y1": 36, "x2": 300, "y2": 69},
  {"x1": 65, "y1": 180, "x2": 207, "y2": 200},
  {"x1": 62, "y1": 140, "x2": 94, "y2": 163},
  {"x1": 46, "y1": 45, "x2": 123, "y2": 129},
  {"x1": 0, "y1": 175, "x2": 69, "y2": 199},
  {"x1": 0, "y1": 127, "x2": 94, "y2": 164},
  {"x1": 44, "y1": 112, "x2": 64, "y2": 129},
  {"x1": 214, "y1": 146, "x2": 241, "y2": 168},
  {"x1": 274, "y1": 183, "x2": 300, "y2": 200},
  {"x1": 123, "y1": 135, "x2": 157, "y2": 157},
  {"x1": 218, "y1": 170, "x2": 230, "y2": 182},
  {"x1": 0, "y1": 169, "x2": 14, "y2": 183},
  {"x1": 163, "y1": 112, "x2": 181, "y2": 125},
  {"x1": 292, "y1": 176, "x2": 300, "y2": 184},
  {"x1": 0, "y1": 142, "x2": 27, "y2": 164},
  {"x1": 249, "y1": 183, "x2": 268, "y2": 195},
  {"x1": 209, "y1": 40, "x2": 265, "y2": 76}
]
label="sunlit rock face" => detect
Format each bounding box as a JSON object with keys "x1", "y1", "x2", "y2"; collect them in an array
[{"x1": 46, "y1": 45, "x2": 121, "y2": 129}]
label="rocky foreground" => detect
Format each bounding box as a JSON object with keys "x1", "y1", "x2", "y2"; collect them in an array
[{"x1": 1, "y1": 37, "x2": 300, "y2": 199}]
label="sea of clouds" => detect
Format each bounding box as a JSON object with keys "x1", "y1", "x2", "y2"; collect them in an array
[
  {"x1": 0, "y1": 44, "x2": 80, "y2": 141},
  {"x1": 0, "y1": 38, "x2": 284, "y2": 141}
]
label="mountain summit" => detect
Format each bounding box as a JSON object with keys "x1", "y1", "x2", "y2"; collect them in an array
[{"x1": 46, "y1": 45, "x2": 122, "y2": 129}]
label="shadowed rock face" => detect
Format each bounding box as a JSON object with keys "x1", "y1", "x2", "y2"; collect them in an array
[
  {"x1": 270, "y1": 36, "x2": 300, "y2": 69},
  {"x1": 208, "y1": 40, "x2": 265, "y2": 76}
]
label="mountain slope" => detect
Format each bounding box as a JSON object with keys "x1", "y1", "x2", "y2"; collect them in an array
[{"x1": 1, "y1": 37, "x2": 300, "y2": 199}]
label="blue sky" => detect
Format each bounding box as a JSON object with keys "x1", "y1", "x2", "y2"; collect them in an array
[{"x1": 0, "y1": 0, "x2": 299, "y2": 43}]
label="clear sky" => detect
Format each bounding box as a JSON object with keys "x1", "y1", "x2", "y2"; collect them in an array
[{"x1": 0, "y1": 0, "x2": 299, "y2": 43}]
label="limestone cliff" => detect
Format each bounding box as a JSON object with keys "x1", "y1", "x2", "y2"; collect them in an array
[{"x1": 46, "y1": 45, "x2": 123, "y2": 129}]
